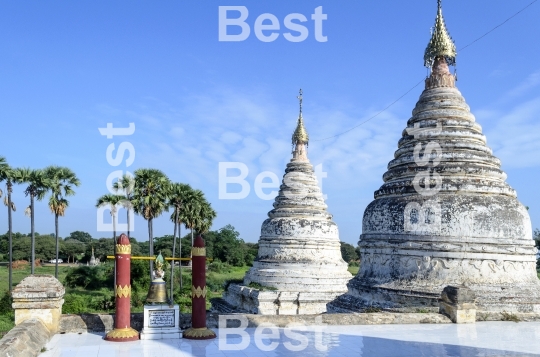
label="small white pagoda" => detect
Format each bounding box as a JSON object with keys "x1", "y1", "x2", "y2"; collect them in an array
[{"x1": 214, "y1": 90, "x2": 352, "y2": 315}]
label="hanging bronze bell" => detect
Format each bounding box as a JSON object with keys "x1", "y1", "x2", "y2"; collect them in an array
[{"x1": 146, "y1": 280, "x2": 169, "y2": 304}]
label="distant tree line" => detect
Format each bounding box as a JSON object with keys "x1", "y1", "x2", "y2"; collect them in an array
[
  {"x1": 1, "y1": 227, "x2": 363, "y2": 268},
  {"x1": 0, "y1": 225, "x2": 258, "y2": 267}
]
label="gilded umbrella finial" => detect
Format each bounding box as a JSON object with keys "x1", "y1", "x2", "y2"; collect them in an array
[
  {"x1": 424, "y1": 0, "x2": 457, "y2": 68},
  {"x1": 292, "y1": 89, "x2": 309, "y2": 146},
  {"x1": 297, "y1": 88, "x2": 303, "y2": 115}
]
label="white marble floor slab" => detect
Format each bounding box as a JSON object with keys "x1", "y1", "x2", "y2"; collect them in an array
[{"x1": 40, "y1": 322, "x2": 540, "y2": 357}]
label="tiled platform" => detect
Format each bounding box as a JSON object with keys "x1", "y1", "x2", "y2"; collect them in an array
[{"x1": 41, "y1": 322, "x2": 540, "y2": 357}]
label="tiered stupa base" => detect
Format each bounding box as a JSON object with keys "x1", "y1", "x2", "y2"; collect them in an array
[
  {"x1": 220, "y1": 284, "x2": 343, "y2": 315},
  {"x1": 329, "y1": 281, "x2": 540, "y2": 315}
]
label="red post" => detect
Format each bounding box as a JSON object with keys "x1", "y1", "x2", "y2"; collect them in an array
[
  {"x1": 105, "y1": 233, "x2": 139, "y2": 342},
  {"x1": 183, "y1": 235, "x2": 216, "y2": 340}
]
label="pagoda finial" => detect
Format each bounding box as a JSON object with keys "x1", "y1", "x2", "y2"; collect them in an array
[
  {"x1": 424, "y1": 0, "x2": 456, "y2": 68},
  {"x1": 297, "y1": 88, "x2": 303, "y2": 116},
  {"x1": 292, "y1": 89, "x2": 309, "y2": 146}
]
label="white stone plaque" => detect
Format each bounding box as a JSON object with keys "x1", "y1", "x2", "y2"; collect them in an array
[{"x1": 148, "y1": 309, "x2": 175, "y2": 328}]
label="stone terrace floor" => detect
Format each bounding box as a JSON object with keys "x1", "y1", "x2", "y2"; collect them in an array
[{"x1": 41, "y1": 322, "x2": 540, "y2": 357}]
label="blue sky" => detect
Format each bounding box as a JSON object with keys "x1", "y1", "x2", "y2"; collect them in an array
[{"x1": 1, "y1": 0, "x2": 539, "y2": 245}]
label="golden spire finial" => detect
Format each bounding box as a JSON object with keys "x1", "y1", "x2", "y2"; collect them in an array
[
  {"x1": 424, "y1": 0, "x2": 456, "y2": 68},
  {"x1": 297, "y1": 88, "x2": 303, "y2": 115},
  {"x1": 292, "y1": 89, "x2": 309, "y2": 146}
]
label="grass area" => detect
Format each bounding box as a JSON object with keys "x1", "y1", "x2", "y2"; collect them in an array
[
  {"x1": 205, "y1": 266, "x2": 249, "y2": 309},
  {"x1": 0, "y1": 265, "x2": 75, "y2": 333},
  {"x1": 0, "y1": 265, "x2": 71, "y2": 292},
  {"x1": 0, "y1": 263, "x2": 358, "y2": 334},
  {"x1": 0, "y1": 314, "x2": 13, "y2": 334},
  {"x1": 348, "y1": 265, "x2": 359, "y2": 275}
]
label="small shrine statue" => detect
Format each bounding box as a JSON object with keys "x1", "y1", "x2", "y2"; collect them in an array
[
  {"x1": 146, "y1": 251, "x2": 169, "y2": 303},
  {"x1": 153, "y1": 252, "x2": 165, "y2": 281}
]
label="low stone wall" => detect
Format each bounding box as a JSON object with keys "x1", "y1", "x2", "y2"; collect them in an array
[
  {"x1": 59, "y1": 311, "x2": 451, "y2": 333},
  {"x1": 60, "y1": 313, "x2": 187, "y2": 333},
  {"x1": 0, "y1": 319, "x2": 50, "y2": 357}
]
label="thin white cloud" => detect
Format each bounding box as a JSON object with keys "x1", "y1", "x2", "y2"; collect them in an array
[
  {"x1": 506, "y1": 70, "x2": 540, "y2": 99},
  {"x1": 169, "y1": 127, "x2": 185, "y2": 139},
  {"x1": 484, "y1": 97, "x2": 540, "y2": 168}
]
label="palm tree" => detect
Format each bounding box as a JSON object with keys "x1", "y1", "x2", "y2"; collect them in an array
[
  {"x1": 168, "y1": 183, "x2": 192, "y2": 296},
  {"x1": 181, "y1": 189, "x2": 203, "y2": 265},
  {"x1": 112, "y1": 174, "x2": 135, "y2": 238},
  {"x1": 44, "y1": 166, "x2": 80, "y2": 278},
  {"x1": 0, "y1": 157, "x2": 16, "y2": 292},
  {"x1": 96, "y1": 193, "x2": 123, "y2": 286},
  {"x1": 13, "y1": 168, "x2": 49, "y2": 274},
  {"x1": 132, "y1": 169, "x2": 170, "y2": 279},
  {"x1": 180, "y1": 189, "x2": 216, "y2": 265},
  {"x1": 195, "y1": 200, "x2": 216, "y2": 235}
]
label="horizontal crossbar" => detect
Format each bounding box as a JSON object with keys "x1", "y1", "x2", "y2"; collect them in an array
[{"x1": 106, "y1": 256, "x2": 212, "y2": 261}]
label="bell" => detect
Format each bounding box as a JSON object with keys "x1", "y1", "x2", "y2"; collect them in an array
[
  {"x1": 146, "y1": 252, "x2": 169, "y2": 304},
  {"x1": 146, "y1": 280, "x2": 169, "y2": 304}
]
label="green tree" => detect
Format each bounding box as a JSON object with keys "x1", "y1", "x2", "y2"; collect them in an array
[
  {"x1": 0, "y1": 157, "x2": 17, "y2": 291},
  {"x1": 128, "y1": 238, "x2": 142, "y2": 257},
  {"x1": 35, "y1": 234, "x2": 56, "y2": 261},
  {"x1": 195, "y1": 200, "x2": 217, "y2": 235},
  {"x1": 13, "y1": 168, "x2": 49, "y2": 273},
  {"x1": 12, "y1": 234, "x2": 31, "y2": 261},
  {"x1": 168, "y1": 183, "x2": 193, "y2": 291},
  {"x1": 68, "y1": 231, "x2": 93, "y2": 243},
  {"x1": 212, "y1": 225, "x2": 246, "y2": 266},
  {"x1": 245, "y1": 242, "x2": 259, "y2": 266},
  {"x1": 138, "y1": 240, "x2": 150, "y2": 256},
  {"x1": 62, "y1": 239, "x2": 86, "y2": 263},
  {"x1": 44, "y1": 166, "x2": 80, "y2": 278},
  {"x1": 340, "y1": 241, "x2": 359, "y2": 263},
  {"x1": 112, "y1": 174, "x2": 135, "y2": 238},
  {"x1": 180, "y1": 189, "x2": 216, "y2": 263},
  {"x1": 83, "y1": 238, "x2": 114, "y2": 263},
  {"x1": 132, "y1": 169, "x2": 170, "y2": 278}
]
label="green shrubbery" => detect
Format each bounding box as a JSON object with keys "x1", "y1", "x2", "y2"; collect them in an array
[
  {"x1": 208, "y1": 260, "x2": 232, "y2": 274},
  {"x1": 64, "y1": 264, "x2": 114, "y2": 289},
  {"x1": 63, "y1": 294, "x2": 90, "y2": 314},
  {"x1": 0, "y1": 290, "x2": 14, "y2": 332}
]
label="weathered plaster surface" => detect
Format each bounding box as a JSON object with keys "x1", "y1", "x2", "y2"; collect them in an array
[
  {"x1": 11, "y1": 275, "x2": 65, "y2": 334},
  {"x1": 219, "y1": 150, "x2": 351, "y2": 314},
  {"x1": 331, "y1": 77, "x2": 540, "y2": 314},
  {"x1": 0, "y1": 319, "x2": 50, "y2": 357}
]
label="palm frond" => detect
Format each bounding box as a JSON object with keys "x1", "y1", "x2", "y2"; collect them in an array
[
  {"x1": 132, "y1": 168, "x2": 170, "y2": 219},
  {"x1": 0, "y1": 157, "x2": 10, "y2": 181},
  {"x1": 24, "y1": 206, "x2": 31, "y2": 217},
  {"x1": 44, "y1": 166, "x2": 80, "y2": 215}
]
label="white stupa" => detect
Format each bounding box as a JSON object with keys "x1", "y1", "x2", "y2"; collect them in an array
[
  {"x1": 213, "y1": 90, "x2": 352, "y2": 315},
  {"x1": 330, "y1": 1, "x2": 540, "y2": 315}
]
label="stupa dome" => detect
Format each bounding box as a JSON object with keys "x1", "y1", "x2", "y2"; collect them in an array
[
  {"x1": 214, "y1": 90, "x2": 352, "y2": 315},
  {"x1": 331, "y1": 1, "x2": 540, "y2": 314}
]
